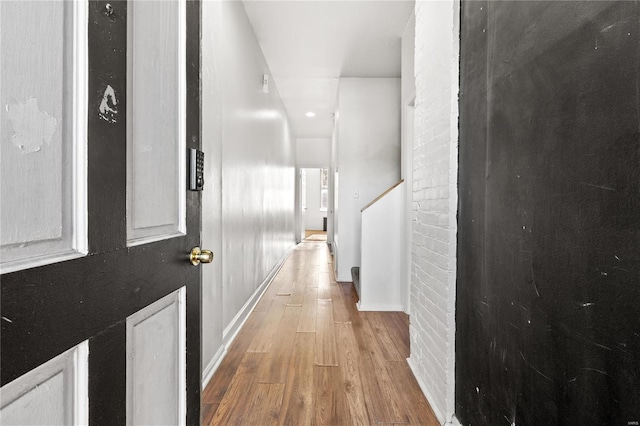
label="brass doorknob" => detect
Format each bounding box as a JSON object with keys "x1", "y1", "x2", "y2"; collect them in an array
[{"x1": 190, "y1": 247, "x2": 214, "y2": 266}]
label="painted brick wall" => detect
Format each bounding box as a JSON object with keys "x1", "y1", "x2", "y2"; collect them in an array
[{"x1": 408, "y1": 1, "x2": 460, "y2": 424}]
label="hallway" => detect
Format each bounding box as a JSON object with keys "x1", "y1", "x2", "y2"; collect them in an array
[{"x1": 202, "y1": 239, "x2": 438, "y2": 425}]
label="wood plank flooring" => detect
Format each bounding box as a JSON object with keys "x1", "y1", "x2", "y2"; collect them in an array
[{"x1": 202, "y1": 239, "x2": 439, "y2": 425}]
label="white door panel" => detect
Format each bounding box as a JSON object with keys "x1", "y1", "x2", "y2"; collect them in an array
[
  {"x1": 126, "y1": 287, "x2": 186, "y2": 426},
  {"x1": 0, "y1": 0, "x2": 88, "y2": 274},
  {"x1": 126, "y1": 0, "x2": 187, "y2": 246},
  {"x1": 0, "y1": 341, "x2": 88, "y2": 426}
]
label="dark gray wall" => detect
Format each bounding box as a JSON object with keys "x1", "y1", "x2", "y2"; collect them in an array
[{"x1": 457, "y1": 1, "x2": 640, "y2": 424}]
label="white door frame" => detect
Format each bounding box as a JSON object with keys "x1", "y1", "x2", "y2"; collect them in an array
[{"x1": 401, "y1": 97, "x2": 415, "y2": 314}]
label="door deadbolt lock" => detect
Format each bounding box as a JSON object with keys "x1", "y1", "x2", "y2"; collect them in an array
[{"x1": 190, "y1": 247, "x2": 214, "y2": 266}]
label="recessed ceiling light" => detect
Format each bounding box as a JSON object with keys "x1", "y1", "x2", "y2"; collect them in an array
[{"x1": 305, "y1": 111, "x2": 316, "y2": 118}]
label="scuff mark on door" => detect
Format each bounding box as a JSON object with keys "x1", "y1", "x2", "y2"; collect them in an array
[
  {"x1": 5, "y1": 97, "x2": 57, "y2": 154},
  {"x1": 99, "y1": 84, "x2": 118, "y2": 123}
]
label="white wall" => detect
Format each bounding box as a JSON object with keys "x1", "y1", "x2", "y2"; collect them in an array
[
  {"x1": 302, "y1": 169, "x2": 326, "y2": 230},
  {"x1": 334, "y1": 78, "x2": 401, "y2": 281},
  {"x1": 201, "y1": 0, "x2": 296, "y2": 384},
  {"x1": 201, "y1": 0, "x2": 224, "y2": 379},
  {"x1": 401, "y1": 12, "x2": 416, "y2": 114},
  {"x1": 296, "y1": 138, "x2": 331, "y2": 168},
  {"x1": 359, "y1": 182, "x2": 404, "y2": 311},
  {"x1": 407, "y1": 1, "x2": 460, "y2": 425}
]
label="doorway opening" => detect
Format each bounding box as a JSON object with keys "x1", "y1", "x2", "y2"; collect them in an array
[{"x1": 299, "y1": 168, "x2": 329, "y2": 243}]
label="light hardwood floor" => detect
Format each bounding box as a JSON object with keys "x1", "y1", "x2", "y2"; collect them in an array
[
  {"x1": 202, "y1": 238, "x2": 439, "y2": 425},
  {"x1": 304, "y1": 230, "x2": 326, "y2": 239}
]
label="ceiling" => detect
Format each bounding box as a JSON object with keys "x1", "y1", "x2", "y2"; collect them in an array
[{"x1": 242, "y1": 0, "x2": 414, "y2": 139}]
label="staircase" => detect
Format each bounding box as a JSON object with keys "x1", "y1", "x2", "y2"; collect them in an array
[{"x1": 351, "y1": 266, "x2": 360, "y2": 297}]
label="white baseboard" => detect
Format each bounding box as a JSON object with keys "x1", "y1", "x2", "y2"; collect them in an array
[
  {"x1": 356, "y1": 301, "x2": 403, "y2": 312},
  {"x1": 407, "y1": 356, "x2": 446, "y2": 425},
  {"x1": 222, "y1": 245, "x2": 293, "y2": 345},
  {"x1": 201, "y1": 345, "x2": 226, "y2": 390},
  {"x1": 221, "y1": 276, "x2": 268, "y2": 344},
  {"x1": 201, "y1": 245, "x2": 294, "y2": 389}
]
